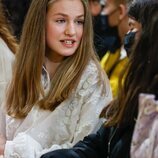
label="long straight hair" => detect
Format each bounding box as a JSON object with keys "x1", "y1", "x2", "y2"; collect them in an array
[
  {"x1": 6, "y1": 0, "x2": 105, "y2": 118},
  {"x1": 0, "y1": 2, "x2": 17, "y2": 54},
  {"x1": 101, "y1": 0, "x2": 158, "y2": 127}
]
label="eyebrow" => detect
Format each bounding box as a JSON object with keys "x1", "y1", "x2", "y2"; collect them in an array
[{"x1": 53, "y1": 13, "x2": 84, "y2": 18}]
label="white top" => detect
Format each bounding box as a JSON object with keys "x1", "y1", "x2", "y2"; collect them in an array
[
  {"x1": 0, "y1": 37, "x2": 14, "y2": 105},
  {"x1": 0, "y1": 60, "x2": 112, "y2": 158}
]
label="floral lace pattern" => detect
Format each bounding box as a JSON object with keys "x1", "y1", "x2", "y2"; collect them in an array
[
  {"x1": 0, "y1": 60, "x2": 112, "y2": 158},
  {"x1": 131, "y1": 94, "x2": 158, "y2": 158}
]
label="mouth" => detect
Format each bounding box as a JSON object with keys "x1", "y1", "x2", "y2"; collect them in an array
[{"x1": 60, "y1": 40, "x2": 76, "y2": 46}]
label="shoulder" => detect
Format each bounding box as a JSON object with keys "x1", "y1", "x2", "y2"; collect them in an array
[
  {"x1": 0, "y1": 38, "x2": 14, "y2": 82},
  {"x1": 83, "y1": 60, "x2": 99, "y2": 76},
  {"x1": 80, "y1": 60, "x2": 102, "y2": 83},
  {"x1": 131, "y1": 93, "x2": 158, "y2": 158},
  {"x1": 0, "y1": 37, "x2": 14, "y2": 60},
  {"x1": 75, "y1": 60, "x2": 111, "y2": 98},
  {"x1": 76, "y1": 60, "x2": 101, "y2": 91}
]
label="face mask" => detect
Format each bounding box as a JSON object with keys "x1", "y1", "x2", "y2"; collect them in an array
[
  {"x1": 124, "y1": 31, "x2": 137, "y2": 56},
  {"x1": 93, "y1": 14, "x2": 121, "y2": 54}
]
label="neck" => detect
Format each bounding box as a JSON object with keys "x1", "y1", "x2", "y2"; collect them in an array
[{"x1": 44, "y1": 57, "x2": 61, "y2": 79}]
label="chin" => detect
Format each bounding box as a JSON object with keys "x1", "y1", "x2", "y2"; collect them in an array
[{"x1": 62, "y1": 51, "x2": 76, "y2": 57}]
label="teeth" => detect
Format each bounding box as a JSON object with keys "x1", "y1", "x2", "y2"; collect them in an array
[{"x1": 64, "y1": 40, "x2": 73, "y2": 44}]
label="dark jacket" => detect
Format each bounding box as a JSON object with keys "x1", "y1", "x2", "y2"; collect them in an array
[{"x1": 41, "y1": 122, "x2": 135, "y2": 158}]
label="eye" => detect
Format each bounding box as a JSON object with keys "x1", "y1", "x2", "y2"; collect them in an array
[
  {"x1": 75, "y1": 19, "x2": 84, "y2": 25},
  {"x1": 56, "y1": 19, "x2": 65, "y2": 23}
]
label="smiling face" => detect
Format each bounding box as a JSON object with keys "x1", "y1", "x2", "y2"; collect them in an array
[{"x1": 46, "y1": 0, "x2": 84, "y2": 62}]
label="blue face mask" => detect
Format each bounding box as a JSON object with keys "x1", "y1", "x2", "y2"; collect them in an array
[
  {"x1": 93, "y1": 14, "x2": 121, "y2": 54},
  {"x1": 124, "y1": 31, "x2": 137, "y2": 56}
]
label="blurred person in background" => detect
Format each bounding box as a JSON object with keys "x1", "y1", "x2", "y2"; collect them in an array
[
  {"x1": 2, "y1": 0, "x2": 31, "y2": 41},
  {"x1": 124, "y1": 0, "x2": 142, "y2": 56},
  {"x1": 100, "y1": 0, "x2": 131, "y2": 97},
  {"x1": 89, "y1": 0, "x2": 124, "y2": 60}
]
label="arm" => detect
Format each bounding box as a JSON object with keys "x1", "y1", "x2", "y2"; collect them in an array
[
  {"x1": 0, "y1": 38, "x2": 14, "y2": 105},
  {"x1": 0, "y1": 38, "x2": 14, "y2": 156},
  {"x1": 131, "y1": 94, "x2": 158, "y2": 158},
  {"x1": 41, "y1": 125, "x2": 109, "y2": 158},
  {"x1": 0, "y1": 105, "x2": 6, "y2": 156},
  {"x1": 37, "y1": 63, "x2": 112, "y2": 156},
  {"x1": 0, "y1": 134, "x2": 5, "y2": 155},
  {"x1": 4, "y1": 133, "x2": 42, "y2": 158},
  {"x1": 4, "y1": 62, "x2": 112, "y2": 158}
]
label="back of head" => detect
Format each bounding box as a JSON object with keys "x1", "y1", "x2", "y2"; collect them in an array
[
  {"x1": 131, "y1": 0, "x2": 158, "y2": 90},
  {"x1": 0, "y1": 2, "x2": 17, "y2": 53},
  {"x1": 128, "y1": 0, "x2": 143, "y2": 21}
]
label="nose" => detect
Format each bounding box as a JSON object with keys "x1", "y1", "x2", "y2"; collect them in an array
[{"x1": 65, "y1": 22, "x2": 76, "y2": 36}]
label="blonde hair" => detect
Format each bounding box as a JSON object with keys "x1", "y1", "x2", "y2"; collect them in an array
[
  {"x1": 6, "y1": 0, "x2": 105, "y2": 118},
  {"x1": 0, "y1": 2, "x2": 18, "y2": 54}
]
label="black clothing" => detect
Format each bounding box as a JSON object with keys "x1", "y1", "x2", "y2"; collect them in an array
[
  {"x1": 93, "y1": 15, "x2": 121, "y2": 59},
  {"x1": 41, "y1": 123, "x2": 135, "y2": 158},
  {"x1": 2, "y1": 0, "x2": 31, "y2": 40}
]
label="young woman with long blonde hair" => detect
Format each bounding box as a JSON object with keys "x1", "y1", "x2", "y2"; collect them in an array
[{"x1": 0, "y1": 0, "x2": 112, "y2": 157}]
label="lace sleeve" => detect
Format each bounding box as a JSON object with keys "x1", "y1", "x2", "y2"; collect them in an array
[
  {"x1": 4, "y1": 133, "x2": 42, "y2": 158},
  {"x1": 3, "y1": 61, "x2": 112, "y2": 158},
  {"x1": 131, "y1": 93, "x2": 158, "y2": 158},
  {"x1": 37, "y1": 65, "x2": 112, "y2": 157}
]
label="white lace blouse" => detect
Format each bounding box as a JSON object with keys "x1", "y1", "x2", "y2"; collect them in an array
[
  {"x1": 0, "y1": 60, "x2": 112, "y2": 158},
  {"x1": 0, "y1": 37, "x2": 14, "y2": 105}
]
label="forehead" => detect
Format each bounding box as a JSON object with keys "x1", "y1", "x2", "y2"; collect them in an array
[{"x1": 47, "y1": 0, "x2": 84, "y2": 16}]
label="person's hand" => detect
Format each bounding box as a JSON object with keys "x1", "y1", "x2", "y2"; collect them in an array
[{"x1": 0, "y1": 134, "x2": 6, "y2": 155}]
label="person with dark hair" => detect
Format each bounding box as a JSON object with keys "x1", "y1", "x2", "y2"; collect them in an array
[
  {"x1": 40, "y1": 0, "x2": 158, "y2": 158},
  {"x1": 130, "y1": 0, "x2": 158, "y2": 157},
  {"x1": 123, "y1": 0, "x2": 142, "y2": 56}
]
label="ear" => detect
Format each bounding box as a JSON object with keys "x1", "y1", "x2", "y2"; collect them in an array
[{"x1": 118, "y1": 4, "x2": 127, "y2": 20}]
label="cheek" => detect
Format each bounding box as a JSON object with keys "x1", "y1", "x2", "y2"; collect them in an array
[
  {"x1": 46, "y1": 24, "x2": 57, "y2": 48},
  {"x1": 46, "y1": 23, "x2": 61, "y2": 42},
  {"x1": 77, "y1": 28, "x2": 83, "y2": 41},
  {"x1": 46, "y1": 23, "x2": 56, "y2": 37}
]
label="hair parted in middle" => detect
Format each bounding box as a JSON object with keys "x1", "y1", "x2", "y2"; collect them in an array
[{"x1": 6, "y1": 0, "x2": 104, "y2": 118}]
